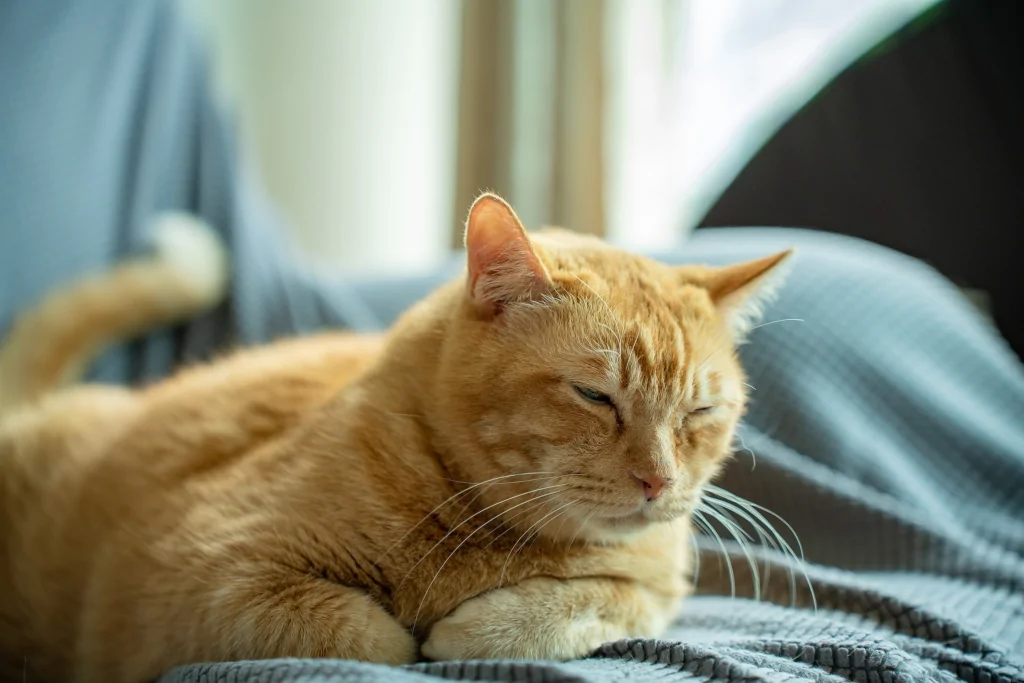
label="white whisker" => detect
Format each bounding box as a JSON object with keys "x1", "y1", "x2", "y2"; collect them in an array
[
  {"x1": 480, "y1": 496, "x2": 554, "y2": 549},
  {"x1": 572, "y1": 273, "x2": 626, "y2": 370},
  {"x1": 705, "y1": 485, "x2": 807, "y2": 562},
  {"x1": 704, "y1": 485, "x2": 816, "y2": 610},
  {"x1": 500, "y1": 500, "x2": 576, "y2": 585},
  {"x1": 567, "y1": 504, "x2": 599, "y2": 548},
  {"x1": 735, "y1": 431, "x2": 756, "y2": 471},
  {"x1": 375, "y1": 471, "x2": 562, "y2": 563},
  {"x1": 750, "y1": 318, "x2": 804, "y2": 331},
  {"x1": 693, "y1": 340, "x2": 730, "y2": 376},
  {"x1": 692, "y1": 508, "x2": 736, "y2": 598},
  {"x1": 702, "y1": 495, "x2": 775, "y2": 591},
  {"x1": 698, "y1": 503, "x2": 761, "y2": 601},
  {"x1": 397, "y1": 482, "x2": 570, "y2": 591},
  {"x1": 410, "y1": 487, "x2": 568, "y2": 630},
  {"x1": 524, "y1": 501, "x2": 576, "y2": 554},
  {"x1": 689, "y1": 528, "x2": 701, "y2": 590}
]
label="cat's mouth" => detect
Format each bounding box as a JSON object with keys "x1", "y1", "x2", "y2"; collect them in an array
[
  {"x1": 564, "y1": 489, "x2": 691, "y2": 537},
  {"x1": 595, "y1": 501, "x2": 687, "y2": 529}
]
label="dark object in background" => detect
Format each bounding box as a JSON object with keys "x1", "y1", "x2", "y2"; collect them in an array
[{"x1": 700, "y1": 0, "x2": 1024, "y2": 358}]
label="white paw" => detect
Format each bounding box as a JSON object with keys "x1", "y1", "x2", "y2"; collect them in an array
[{"x1": 421, "y1": 588, "x2": 619, "y2": 662}]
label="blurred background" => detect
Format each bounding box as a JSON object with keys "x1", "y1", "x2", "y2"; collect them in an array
[{"x1": 181, "y1": 0, "x2": 1023, "y2": 355}]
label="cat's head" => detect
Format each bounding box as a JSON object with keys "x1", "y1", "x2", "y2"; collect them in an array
[{"x1": 434, "y1": 193, "x2": 792, "y2": 542}]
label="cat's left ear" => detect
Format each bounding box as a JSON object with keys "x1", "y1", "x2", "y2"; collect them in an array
[
  {"x1": 464, "y1": 193, "x2": 552, "y2": 319},
  {"x1": 686, "y1": 249, "x2": 795, "y2": 339}
]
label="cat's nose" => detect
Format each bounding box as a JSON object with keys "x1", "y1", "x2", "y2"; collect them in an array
[{"x1": 630, "y1": 471, "x2": 670, "y2": 501}]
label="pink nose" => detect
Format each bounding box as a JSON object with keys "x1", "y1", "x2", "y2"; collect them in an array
[{"x1": 631, "y1": 471, "x2": 670, "y2": 501}]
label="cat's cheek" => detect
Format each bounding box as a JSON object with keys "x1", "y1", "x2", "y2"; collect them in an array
[{"x1": 677, "y1": 418, "x2": 733, "y2": 456}]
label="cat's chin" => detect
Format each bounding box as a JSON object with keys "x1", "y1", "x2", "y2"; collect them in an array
[
  {"x1": 536, "y1": 497, "x2": 689, "y2": 544},
  {"x1": 576, "y1": 505, "x2": 688, "y2": 542},
  {"x1": 578, "y1": 509, "x2": 657, "y2": 542}
]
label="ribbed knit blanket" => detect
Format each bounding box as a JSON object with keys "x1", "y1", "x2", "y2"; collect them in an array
[
  {"x1": 2, "y1": 3, "x2": 1021, "y2": 682},
  {"x1": 160, "y1": 228, "x2": 1024, "y2": 683}
]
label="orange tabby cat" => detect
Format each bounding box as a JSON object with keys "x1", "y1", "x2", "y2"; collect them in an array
[{"x1": 0, "y1": 194, "x2": 792, "y2": 683}]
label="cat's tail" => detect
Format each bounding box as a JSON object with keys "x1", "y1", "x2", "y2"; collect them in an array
[{"x1": 0, "y1": 214, "x2": 229, "y2": 412}]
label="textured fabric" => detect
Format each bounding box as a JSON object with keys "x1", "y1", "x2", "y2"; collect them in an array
[
  {"x1": 157, "y1": 230, "x2": 1024, "y2": 683},
  {"x1": 0, "y1": 0, "x2": 382, "y2": 387},
  {"x1": 2, "y1": 2, "x2": 1023, "y2": 683}
]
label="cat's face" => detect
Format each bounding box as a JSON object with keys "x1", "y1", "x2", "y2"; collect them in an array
[{"x1": 438, "y1": 194, "x2": 791, "y2": 543}]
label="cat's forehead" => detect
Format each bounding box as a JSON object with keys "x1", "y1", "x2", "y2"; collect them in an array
[
  {"x1": 609, "y1": 311, "x2": 731, "y2": 403},
  {"x1": 538, "y1": 245, "x2": 734, "y2": 402},
  {"x1": 547, "y1": 246, "x2": 709, "y2": 331},
  {"x1": 539, "y1": 239, "x2": 680, "y2": 300}
]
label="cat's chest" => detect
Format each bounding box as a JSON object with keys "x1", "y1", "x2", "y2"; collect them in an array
[
  {"x1": 288, "y1": 504, "x2": 682, "y2": 639},
  {"x1": 291, "y1": 480, "x2": 684, "y2": 635}
]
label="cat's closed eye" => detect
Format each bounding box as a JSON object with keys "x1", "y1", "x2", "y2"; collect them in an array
[
  {"x1": 574, "y1": 385, "x2": 613, "y2": 406},
  {"x1": 691, "y1": 406, "x2": 715, "y2": 415}
]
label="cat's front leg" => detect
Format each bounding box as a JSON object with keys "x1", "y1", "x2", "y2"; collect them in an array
[
  {"x1": 225, "y1": 577, "x2": 418, "y2": 666},
  {"x1": 77, "y1": 573, "x2": 416, "y2": 682},
  {"x1": 421, "y1": 576, "x2": 681, "y2": 661}
]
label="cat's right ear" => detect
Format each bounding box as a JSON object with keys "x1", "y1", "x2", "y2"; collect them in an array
[
  {"x1": 464, "y1": 193, "x2": 551, "y2": 319},
  {"x1": 678, "y1": 249, "x2": 794, "y2": 340}
]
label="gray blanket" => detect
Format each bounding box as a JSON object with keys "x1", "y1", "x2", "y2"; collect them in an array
[
  {"x1": 2, "y1": 3, "x2": 1022, "y2": 682},
  {"x1": 161, "y1": 230, "x2": 1024, "y2": 683}
]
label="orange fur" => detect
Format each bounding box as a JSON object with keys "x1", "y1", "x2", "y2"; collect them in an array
[
  {"x1": 0, "y1": 195, "x2": 792, "y2": 683},
  {"x1": 0, "y1": 214, "x2": 228, "y2": 413}
]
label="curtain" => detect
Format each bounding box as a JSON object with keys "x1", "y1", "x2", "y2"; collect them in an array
[{"x1": 452, "y1": 0, "x2": 607, "y2": 243}]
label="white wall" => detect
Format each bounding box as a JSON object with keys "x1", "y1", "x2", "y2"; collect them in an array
[
  {"x1": 183, "y1": 0, "x2": 941, "y2": 270},
  {"x1": 183, "y1": 0, "x2": 461, "y2": 276}
]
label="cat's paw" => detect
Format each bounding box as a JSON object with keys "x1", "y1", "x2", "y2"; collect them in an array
[
  {"x1": 421, "y1": 580, "x2": 620, "y2": 661},
  {"x1": 351, "y1": 600, "x2": 419, "y2": 666}
]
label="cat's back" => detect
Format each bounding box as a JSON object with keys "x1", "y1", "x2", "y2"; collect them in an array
[
  {"x1": 0, "y1": 331, "x2": 385, "y2": 682},
  {"x1": 0, "y1": 330, "x2": 384, "y2": 568},
  {"x1": 1, "y1": 330, "x2": 383, "y2": 522},
  {"x1": 0, "y1": 383, "x2": 140, "y2": 682}
]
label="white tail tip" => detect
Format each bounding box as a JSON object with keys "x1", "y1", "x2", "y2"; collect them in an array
[{"x1": 151, "y1": 213, "x2": 230, "y2": 306}]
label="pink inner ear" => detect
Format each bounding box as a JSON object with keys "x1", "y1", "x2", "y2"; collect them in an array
[
  {"x1": 467, "y1": 206, "x2": 517, "y2": 280},
  {"x1": 464, "y1": 195, "x2": 550, "y2": 317}
]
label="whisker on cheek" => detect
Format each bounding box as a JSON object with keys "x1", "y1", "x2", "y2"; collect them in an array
[
  {"x1": 479, "y1": 495, "x2": 557, "y2": 549},
  {"x1": 699, "y1": 484, "x2": 816, "y2": 610},
  {"x1": 699, "y1": 504, "x2": 761, "y2": 601},
  {"x1": 689, "y1": 529, "x2": 702, "y2": 589},
  {"x1": 374, "y1": 470, "x2": 564, "y2": 564},
  {"x1": 410, "y1": 486, "x2": 571, "y2": 631},
  {"x1": 498, "y1": 500, "x2": 576, "y2": 585},
  {"x1": 396, "y1": 483, "x2": 571, "y2": 593},
  {"x1": 567, "y1": 503, "x2": 600, "y2": 547},
  {"x1": 692, "y1": 508, "x2": 737, "y2": 599},
  {"x1": 733, "y1": 431, "x2": 756, "y2": 472}
]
